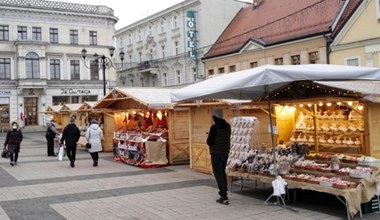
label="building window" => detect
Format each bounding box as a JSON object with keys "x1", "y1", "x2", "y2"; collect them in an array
[
  {"x1": 173, "y1": 15, "x2": 178, "y2": 28},
  {"x1": 49, "y1": 59, "x2": 60, "y2": 79},
  {"x1": 229, "y1": 65, "x2": 236, "y2": 72},
  {"x1": 346, "y1": 57, "x2": 359, "y2": 66},
  {"x1": 70, "y1": 60, "x2": 80, "y2": 80},
  {"x1": 32, "y1": 27, "x2": 41, "y2": 41},
  {"x1": 89, "y1": 31, "x2": 97, "y2": 45},
  {"x1": 208, "y1": 69, "x2": 214, "y2": 76},
  {"x1": 70, "y1": 30, "x2": 78, "y2": 44},
  {"x1": 25, "y1": 52, "x2": 40, "y2": 79},
  {"x1": 18, "y1": 26, "x2": 27, "y2": 40},
  {"x1": 275, "y1": 58, "x2": 283, "y2": 65},
  {"x1": 192, "y1": 67, "x2": 197, "y2": 81},
  {"x1": 218, "y1": 67, "x2": 225, "y2": 74},
  {"x1": 128, "y1": 33, "x2": 132, "y2": 44},
  {"x1": 129, "y1": 54, "x2": 132, "y2": 66},
  {"x1": 90, "y1": 60, "x2": 99, "y2": 80},
  {"x1": 138, "y1": 29, "x2": 142, "y2": 41},
  {"x1": 161, "y1": 20, "x2": 165, "y2": 33},
  {"x1": 163, "y1": 73, "x2": 167, "y2": 86},
  {"x1": 174, "y1": 41, "x2": 179, "y2": 55},
  {"x1": 150, "y1": 49, "x2": 154, "y2": 60},
  {"x1": 140, "y1": 77, "x2": 144, "y2": 87},
  {"x1": 250, "y1": 61, "x2": 258, "y2": 68},
  {"x1": 0, "y1": 58, "x2": 11, "y2": 79},
  {"x1": 291, "y1": 55, "x2": 300, "y2": 65},
  {"x1": 176, "y1": 70, "x2": 181, "y2": 84},
  {"x1": 0, "y1": 25, "x2": 9, "y2": 41},
  {"x1": 161, "y1": 45, "x2": 165, "y2": 58},
  {"x1": 309, "y1": 51, "x2": 319, "y2": 64},
  {"x1": 49, "y1": 28, "x2": 58, "y2": 43},
  {"x1": 139, "y1": 52, "x2": 142, "y2": 62}
]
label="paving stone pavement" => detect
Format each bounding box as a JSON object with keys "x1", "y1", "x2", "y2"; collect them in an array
[{"x1": 0, "y1": 132, "x2": 379, "y2": 220}]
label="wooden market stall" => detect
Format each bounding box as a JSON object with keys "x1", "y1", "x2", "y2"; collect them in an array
[
  {"x1": 76, "y1": 101, "x2": 100, "y2": 129},
  {"x1": 177, "y1": 99, "x2": 272, "y2": 174},
  {"x1": 93, "y1": 88, "x2": 190, "y2": 166},
  {"x1": 42, "y1": 105, "x2": 64, "y2": 131}
]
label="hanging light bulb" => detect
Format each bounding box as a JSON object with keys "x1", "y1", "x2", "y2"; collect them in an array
[
  {"x1": 337, "y1": 102, "x2": 342, "y2": 106},
  {"x1": 307, "y1": 103, "x2": 312, "y2": 107},
  {"x1": 326, "y1": 102, "x2": 332, "y2": 107},
  {"x1": 318, "y1": 102, "x2": 323, "y2": 106},
  {"x1": 358, "y1": 105, "x2": 363, "y2": 111},
  {"x1": 299, "y1": 104, "x2": 304, "y2": 107},
  {"x1": 347, "y1": 101, "x2": 353, "y2": 106}
]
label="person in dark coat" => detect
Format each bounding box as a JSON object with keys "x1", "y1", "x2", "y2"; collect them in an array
[
  {"x1": 4, "y1": 121, "x2": 23, "y2": 166},
  {"x1": 46, "y1": 119, "x2": 60, "y2": 156},
  {"x1": 207, "y1": 109, "x2": 231, "y2": 205},
  {"x1": 60, "y1": 115, "x2": 80, "y2": 168}
]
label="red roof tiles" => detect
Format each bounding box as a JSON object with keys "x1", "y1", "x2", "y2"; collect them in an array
[{"x1": 203, "y1": 0, "x2": 355, "y2": 59}]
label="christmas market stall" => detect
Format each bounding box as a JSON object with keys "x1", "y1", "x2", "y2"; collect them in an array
[
  {"x1": 42, "y1": 104, "x2": 64, "y2": 130},
  {"x1": 176, "y1": 99, "x2": 272, "y2": 174},
  {"x1": 93, "y1": 87, "x2": 190, "y2": 167},
  {"x1": 171, "y1": 64, "x2": 380, "y2": 219}
]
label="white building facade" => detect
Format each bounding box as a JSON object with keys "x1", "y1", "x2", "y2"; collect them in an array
[
  {"x1": 114, "y1": 0, "x2": 249, "y2": 88},
  {"x1": 0, "y1": 0, "x2": 118, "y2": 128}
]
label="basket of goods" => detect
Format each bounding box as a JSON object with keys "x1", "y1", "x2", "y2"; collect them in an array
[
  {"x1": 305, "y1": 177, "x2": 320, "y2": 184},
  {"x1": 357, "y1": 156, "x2": 380, "y2": 167},
  {"x1": 332, "y1": 180, "x2": 358, "y2": 189},
  {"x1": 349, "y1": 166, "x2": 372, "y2": 178},
  {"x1": 318, "y1": 154, "x2": 332, "y2": 161},
  {"x1": 336, "y1": 167, "x2": 351, "y2": 176},
  {"x1": 283, "y1": 174, "x2": 296, "y2": 180},
  {"x1": 341, "y1": 155, "x2": 358, "y2": 164},
  {"x1": 294, "y1": 174, "x2": 308, "y2": 182},
  {"x1": 305, "y1": 153, "x2": 317, "y2": 160},
  {"x1": 318, "y1": 167, "x2": 332, "y2": 173},
  {"x1": 318, "y1": 177, "x2": 336, "y2": 187}
]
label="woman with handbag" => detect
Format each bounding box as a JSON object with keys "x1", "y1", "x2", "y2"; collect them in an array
[
  {"x1": 4, "y1": 121, "x2": 23, "y2": 166},
  {"x1": 86, "y1": 119, "x2": 103, "y2": 167}
]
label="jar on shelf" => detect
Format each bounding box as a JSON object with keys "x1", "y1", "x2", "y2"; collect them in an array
[{"x1": 331, "y1": 155, "x2": 340, "y2": 171}]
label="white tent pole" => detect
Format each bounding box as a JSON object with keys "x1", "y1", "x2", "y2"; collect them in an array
[{"x1": 265, "y1": 85, "x2": 278, "y2": 176}]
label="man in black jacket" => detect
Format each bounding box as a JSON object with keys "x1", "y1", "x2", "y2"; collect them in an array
[
  {"x1": 61, "y1": 115, "x2": 80, "y2": 168},
  {"x1": 207, "y1": 108, "x2": 231, "y2": 205}
]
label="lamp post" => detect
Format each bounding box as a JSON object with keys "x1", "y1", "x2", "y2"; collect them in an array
[{"x1": 81, "y1": 47, "x2": 125, "y2": 96}]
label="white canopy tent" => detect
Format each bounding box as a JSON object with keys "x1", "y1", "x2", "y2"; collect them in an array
[
  {"x1": 170, "y1": 64, "x2": 380, "y2": 102},
  {"x1": 170, "y1": 64, "x2": 380, "y2": 177}
]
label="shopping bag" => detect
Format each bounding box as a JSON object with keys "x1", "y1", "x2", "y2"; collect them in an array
[
  {"x1": 1, "y1": 148, "x2": 9, "y2": 159},
  {"x1": 58, "y1": 146, "x2": 64, "y2": 161}
]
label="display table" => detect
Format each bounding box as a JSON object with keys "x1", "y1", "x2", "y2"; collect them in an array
[
  {"x1": 227, "y1": 170, "x2": 380, "y2": 218},
  {"x1": 113, "y1": 138, "x2": 168, "y2": 168}
]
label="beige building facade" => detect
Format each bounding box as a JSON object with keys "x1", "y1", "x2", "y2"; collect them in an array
[{"x1": 0, "y1": 0, "x2": 118, "y2": 128}]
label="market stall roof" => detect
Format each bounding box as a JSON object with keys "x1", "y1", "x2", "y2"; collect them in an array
[
  {"x1": 170, "y1": 64, "x2": 380, "y2": 102},
  {"x1": 77, "y1": 101, "x2": 98, "y2": 112},
  {"x1": 42, "y1": 105, "x2": 63, "y2": 114},
  {"x1": 60, "y1": 103, "x2": 82, "y2": 113},
  {"x1": 94, "y1": 87, "x2": 177, "y2": 110}
]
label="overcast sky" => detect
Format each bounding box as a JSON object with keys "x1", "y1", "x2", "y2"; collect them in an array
[{"x1": 58, "y1": 0, "x2": 251, "y2": 30}]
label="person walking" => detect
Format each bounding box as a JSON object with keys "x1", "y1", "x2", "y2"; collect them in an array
[
  {"x1": 45, "y1": 119, "x2": 60, "y2": 156},
  {"x1": 86, "y1": 119, "x2": 103, "y2": 167},
  {"x1": 4, "y1": 121, "x2": 23, "y2": 166},
  {"x1": 207, "y1": 109, "x2": 231, "y2": 205},
  {"x1": 60, "y1": 115, "x2": 80, "y2": 168}
]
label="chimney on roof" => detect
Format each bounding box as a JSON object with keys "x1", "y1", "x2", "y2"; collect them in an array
[{"x1": 252, "y1": 0, "x2": 263, "y2": 9}]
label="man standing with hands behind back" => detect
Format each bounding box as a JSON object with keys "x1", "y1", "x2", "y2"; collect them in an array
[
  {"x1": 207, "y1": 108, "x2": 231, "y2": 205},
  {"x1": 61, "y1": 115, "x2": 80, "y2": 168}
]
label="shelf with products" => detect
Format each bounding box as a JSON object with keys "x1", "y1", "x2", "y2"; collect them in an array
[{"x1": 286, "y1": 100, "x2": 365, "y2": 154}]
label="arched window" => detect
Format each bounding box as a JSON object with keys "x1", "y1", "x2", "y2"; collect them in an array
[{"x1": 25, "y1": 52, "x2": 40, "y2": 79}]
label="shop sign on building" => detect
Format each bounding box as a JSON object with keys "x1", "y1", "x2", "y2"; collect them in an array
[{"x1": 187, "y1": 10, "x2": 197, "y2": 59}]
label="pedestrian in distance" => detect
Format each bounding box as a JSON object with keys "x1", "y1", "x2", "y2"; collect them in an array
[
  {"x1": 45, "y1": 119, "x2": 60, "y2": 156},
  {"x1": 60, "y1": 115, "x2": 80, "y2": 168},
  {"x1": 207, "y1": 108, "x2": 231, "y2": 205},
  {"x1": 4, "y1": 121, "x2": 23, "y2": 166},
  {"x1": 86, "y1": 119, "x2": 104, "y2": 167}
]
